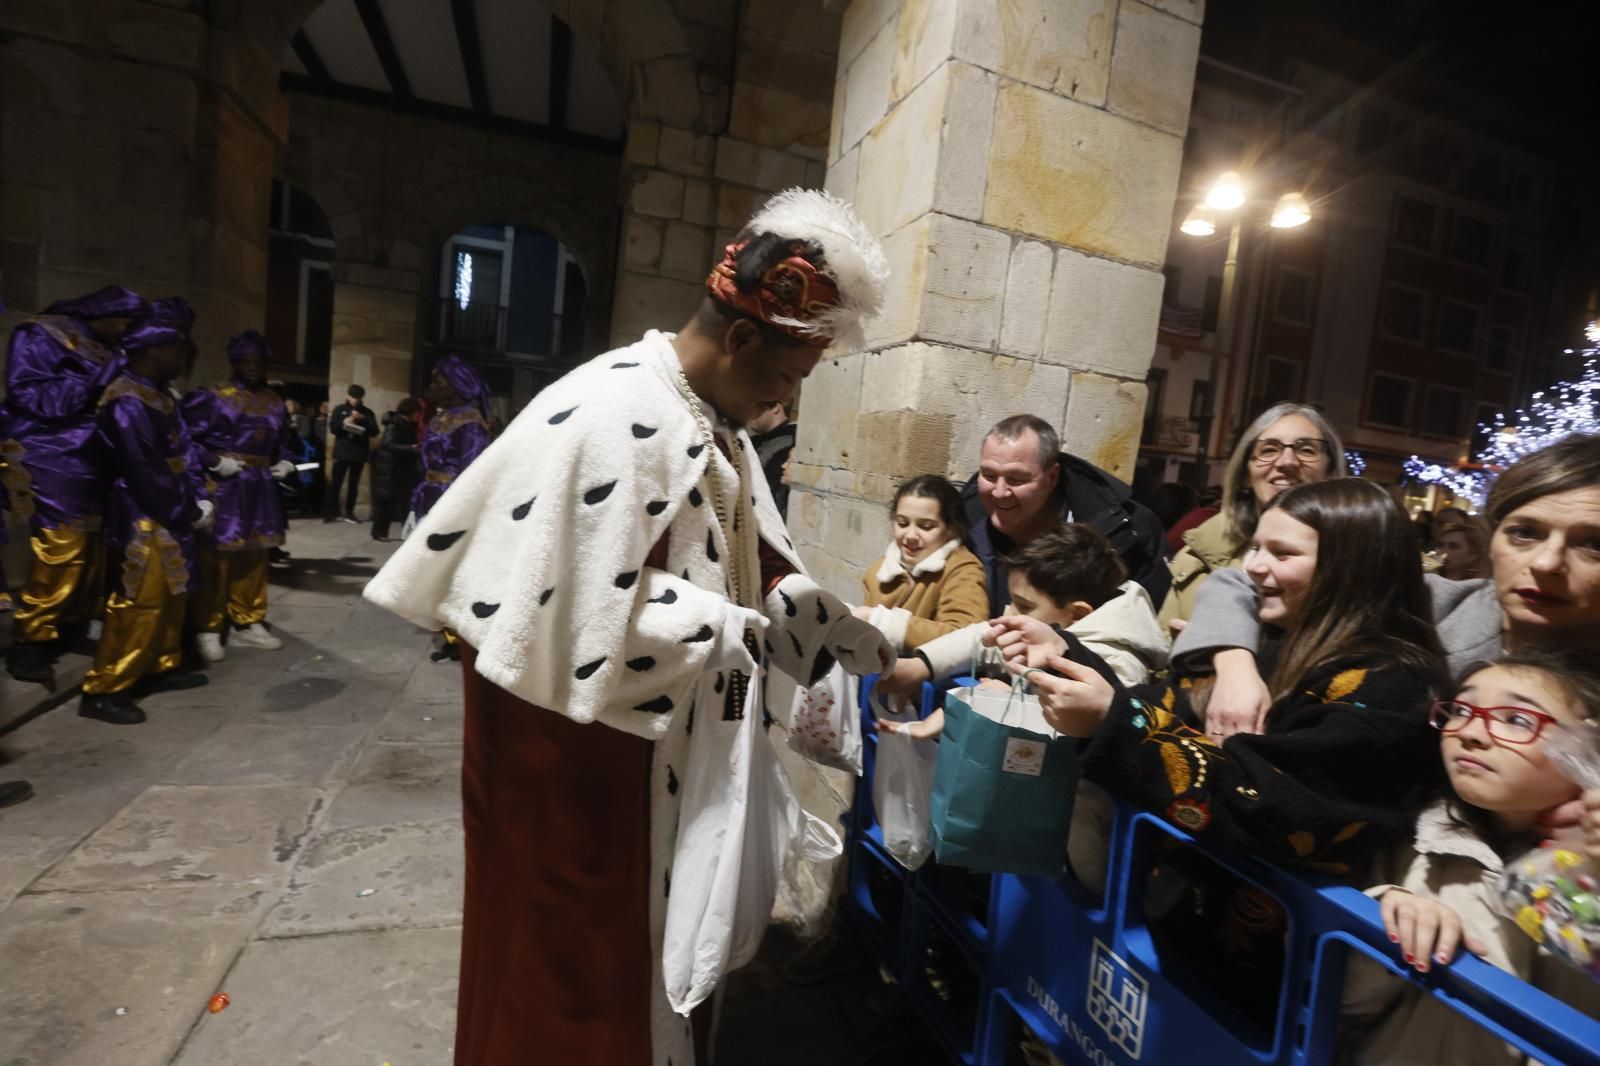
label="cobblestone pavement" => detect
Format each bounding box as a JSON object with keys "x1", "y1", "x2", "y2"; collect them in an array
[{"x1": 0, "y1": 518, "x2": 897, "y2": 1066}]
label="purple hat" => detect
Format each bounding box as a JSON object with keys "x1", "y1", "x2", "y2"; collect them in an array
[
  {"x1": 227, "y1": 329, "x2": 271, "y2": 363},
  {"x1": 435, "y1": 355, "x2": 489, "y2": 417},
  {"x1": 120, "y1": 296, "x2": 195, "y2": 352},
  {"x1": 44, "y1": 285, "x2": 149, "y2": 322}
]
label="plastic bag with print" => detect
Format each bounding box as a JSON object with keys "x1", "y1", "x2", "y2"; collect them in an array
[
  {"x1": 1498, "y1": 722, "x2": 1600, "y2": 979},
  {"x1": 787, "y1": 661, "x2": 864, "y2": 775}
]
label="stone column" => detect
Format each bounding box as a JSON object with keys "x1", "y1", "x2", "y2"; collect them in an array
[{"x1": 792, "y1": 0, "x2": 1203, "y2": 597}]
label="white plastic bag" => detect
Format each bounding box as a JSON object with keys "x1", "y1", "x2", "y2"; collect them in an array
[
  {"x1": 662, "y1": 605, "x2": 842, "y2": 1014},
  {"x1": 787, "y1": 662, "x2": 863, "y2": 775},
  {"x1": 871, "y1": 687, "x2": 938, "y2": 871},
  {"x1": 730, "y1": 725, "x2": 843, "y2": 971}
]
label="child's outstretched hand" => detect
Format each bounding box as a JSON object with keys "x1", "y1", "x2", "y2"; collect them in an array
[
  {"x1": 1378, "y1": 889, "x2": 1487, "y2": 973},
  {"x1": 876, "y1": 707, "x2": 944, "y2": 741},
  {"x1": 877, "y1": 657, "x2": 931, "y2": 700},
  {"x1": 986, "y1": 615, "x2": 1066, "y2": 669}
]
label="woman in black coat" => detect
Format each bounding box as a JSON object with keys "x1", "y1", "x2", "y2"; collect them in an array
[{"x1": 370, "y1": 398, "x2": 421, "y2": 541}]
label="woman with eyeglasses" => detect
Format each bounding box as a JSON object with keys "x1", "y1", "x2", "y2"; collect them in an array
[
  {"x1": 1340, "y1": 646, "x2": 1600, "y2": 1065},
  {"x1": 1178, "y1": 433, "x2": 1600, "y2": 728},
  {"x1": 1160, "y1": 402, "x2": 1346, "y2": 632}
]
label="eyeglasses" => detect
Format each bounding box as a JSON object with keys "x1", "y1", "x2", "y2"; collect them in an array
[
  {"x1": 1428, "y1": 699, "x2": 1560, "y2": 745},
  {"x1": 1250, "y1": 437, "x2": 1328, "y2": 464}
]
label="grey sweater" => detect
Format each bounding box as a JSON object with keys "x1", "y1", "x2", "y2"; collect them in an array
[{"x1": 1170, "y1": 569, "x2": 1502, "y2": 678}]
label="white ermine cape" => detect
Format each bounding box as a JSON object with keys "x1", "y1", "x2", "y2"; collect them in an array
[{"x1": 365, "y1": 330, "x2": 875, "y2": 1066}]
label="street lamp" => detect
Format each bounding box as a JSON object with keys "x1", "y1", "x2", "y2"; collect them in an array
[
  {"x1": 1180, "y1": 204, "x2": 1217, "y2": 236},
  {"x1": 1181, "y1": 171, "x2": 1312, "y2": 486},
  {"x1": 1205, "y1": 170, "x2": 1247, "y2": 210},
  {"x1": 1270, "y1": 192, "x2": 1312, "y2": 229}
]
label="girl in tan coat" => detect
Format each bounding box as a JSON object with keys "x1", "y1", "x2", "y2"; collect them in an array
[{"x1": 855, "y1": 474, "x2": 989, "y2": 652}]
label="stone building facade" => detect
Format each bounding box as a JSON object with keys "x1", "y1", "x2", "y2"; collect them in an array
[{"x1": 0, "y1": 0, "x2": 1204, "y2": 927}]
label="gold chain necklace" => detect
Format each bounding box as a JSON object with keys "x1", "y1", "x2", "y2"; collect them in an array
[{"x1": 673, "y1": 365, "x2": 753, "y2": 607}]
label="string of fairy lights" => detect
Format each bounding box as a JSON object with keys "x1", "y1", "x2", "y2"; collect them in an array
[{"x1": 1404, "y1": 321, "x2": 1600, "y2": 507}]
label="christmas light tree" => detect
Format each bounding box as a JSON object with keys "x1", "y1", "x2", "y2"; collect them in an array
[{"x1": 1404, "y1": 322, "x2": 1600, "y2": 507}]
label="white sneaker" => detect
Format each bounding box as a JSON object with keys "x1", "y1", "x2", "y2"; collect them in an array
[
  {"x1": 196, "y1": 631, "x2": 226, "y2": 663},
  {"x1": 230, "y1": 624, "x2": 283, "y2": 650}
]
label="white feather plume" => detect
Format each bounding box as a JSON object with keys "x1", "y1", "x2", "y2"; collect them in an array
[{"x1": 738, "y1": 187, "x2": 889, "y2": 353}]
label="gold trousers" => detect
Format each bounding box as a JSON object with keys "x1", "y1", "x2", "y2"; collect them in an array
[
  {"x1": 13, "y1": 526, "x2": 104, "y2": 643},
  {"x1": 82, "y1": 534, "x2": 186, "y2": 696},
  {"x1": 191, "y1": 546, "x2": 270, "y2": 632}
]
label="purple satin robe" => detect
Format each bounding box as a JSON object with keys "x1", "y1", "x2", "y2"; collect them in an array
[
  {"x1": 97, "y1": 370, "x2": 204, "y2": 560},
  {"x1": 410, "y1": 406, "x2": 491, "y2": 519},
  {"x1": 0, "y1": 317, "x2": 124, "y2": 530},
  {"x1": 180, "y1": 380, "x2": 295, "y2": 550}
]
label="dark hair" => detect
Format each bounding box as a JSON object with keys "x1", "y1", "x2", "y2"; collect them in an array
[
  {"x1": 1149, "y1": 482, "x2": 1198, "y2": 530},
  {"x1": 694, "y1": 231, "x2": 826, "y2": 351},
  {"x1": 1002, "y1": 523, "x2": 1127, "y2": 609},
  {"x1": 1484, "y1": 434, "x2": 1600, "y2": 531},
  {"x1": 1262, "y1": 478, "x2": 1447, "y2": 700},
  {"x1": 1446, "y1": 647, "x2": 1600, "y2": 845},
  {"x1": 396, "y1": 397, "x2": 418, "y2": 417},
  {"x1": 1433, "y1": 518, "x2": 1489, "y2": 578},
  {"x1": 891, "y1": 474, "x2": 970, "y2": 550},
  {"x1": 348, "y1": 384, "x2": 366, "y2": 400},
  {"x1": 984, "y1": 414, "x2": 1059, "y2": 469}
]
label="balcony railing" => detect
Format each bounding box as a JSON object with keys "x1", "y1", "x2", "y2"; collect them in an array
[
  {"x1": 1143, "y1": 414, "x2": 1196, "y2": 450},
  {"x1": 432, "y1": 299, "x2": 506, "y2": 351}
]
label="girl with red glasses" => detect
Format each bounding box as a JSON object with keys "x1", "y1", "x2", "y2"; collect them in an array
[{"x1": 1342, "y1": 647, "x2": 1600, "y2": 1064}]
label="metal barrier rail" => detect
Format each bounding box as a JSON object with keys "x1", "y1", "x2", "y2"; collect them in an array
[{"x1": 845, "y1": 677, "x2": 1600, "y2": 1066}]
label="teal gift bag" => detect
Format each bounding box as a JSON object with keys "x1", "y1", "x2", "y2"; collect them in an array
[{"x1": 928, "y1": 682, "x2": 1079, "y2": 877}]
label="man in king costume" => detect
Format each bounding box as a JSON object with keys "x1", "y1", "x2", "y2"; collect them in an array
[
  {"x1": 182, "y1": 329, "x2": 299, "y2": 662},
  {"x1": 2, "y1": 285, "x2": 148, "y2": 683},
  {"x1": 409, "y1": 355, "x2": 493, "y2": 523},
  {"x1": 79, "y1": 298, "x2": 214, "y2": 725},
  {"x1": 364, "y1": 189, "x2": 893, "y2": 1066}
]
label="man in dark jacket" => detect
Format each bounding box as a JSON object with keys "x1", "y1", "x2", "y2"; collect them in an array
[
  {"x1": 323, "y1": 384, "x2": 378, "y2": 522},
  {"x1": 961, "y1": 413, "x2": 1170, "y2": 616}
]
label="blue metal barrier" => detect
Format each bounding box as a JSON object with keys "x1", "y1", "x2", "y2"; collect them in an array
[{"x1": 844, "y1": 678, "x2": 1600, "y2": 1066}]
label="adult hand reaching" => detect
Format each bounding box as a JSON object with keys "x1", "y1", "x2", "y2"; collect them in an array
[
  {"x1": 1010, "y1": 654, "x2": 1111, "y2": 738},
  {"x1": 1205, "y1": 648, "x2": 1273, "y2": 740}
]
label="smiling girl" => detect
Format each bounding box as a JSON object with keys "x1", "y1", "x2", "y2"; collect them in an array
[
  {"x1": 855, "y1": 474, "x2": 989, "y2": 652},
  {"x1": 1342, "y1": 648, "x2": 1600, "y2": 1065}
]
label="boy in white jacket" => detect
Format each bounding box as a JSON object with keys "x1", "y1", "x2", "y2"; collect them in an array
[
  {"x1": 875, "y1": 523, "x2": 1169, "y2": 709},
  {"x1": 873, "y1": 523, "x2": 1169, "y2": 896}
]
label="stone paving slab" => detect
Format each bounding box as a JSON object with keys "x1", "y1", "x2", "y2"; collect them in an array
[
  {"x1": 400, "y1": 659, "x2": 466, "y2": 704},
  {"x1": 232, "y1": 674, "x2": 400, "y2": 728},
  {"x1": 373, "y1": 697, "x2": 464, "y2": 745},
  {"x1": 36, "y1": 783, "x2": 325, "y2": 893},
  {"x1": 0, "y1": 833, "x2": 77, "y2": 911},
  {"x1": 0, "y1": 883, "x2": 272, "y2": 1066},
  {"x1": 259, "y1": 819, "x2": 464, "y2": 938},
  {"x1": 0, "y1": 731, "x2": 190, "y2": 841},
  {"x1": 161, "y1": 722, "x2": 369, "y2": 787},
  {"x1": 170, "y1": 926, "x2": 460, "y2": 1066},
  {"x1": 325, "y1": 742, "x2": 462, "y2": 831}
]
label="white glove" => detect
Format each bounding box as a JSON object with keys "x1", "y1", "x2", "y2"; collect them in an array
[
  {"x1": 210, "y1": 456, "x2": 242, "y2": 478},
  {"x1": 825, "y1": 614, "x2": 896, "y2": 676},
  {"x1": 763, "y1": 574, "x2": 895, "y2": 683},
  {"x1": 194, "y1": 499, "x2": 215, "y2": 531},
  {"x1": 269, "y1": 460, "x2": 295, "y2": 480}
]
